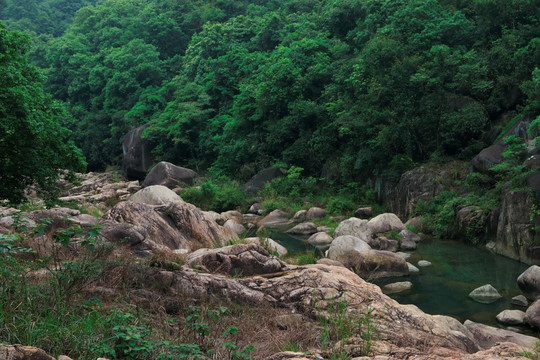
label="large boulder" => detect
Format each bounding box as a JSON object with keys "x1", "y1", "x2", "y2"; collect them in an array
[
  {"x1": 122, "y1": 123, "x2": 153, "y2": 180},
  {"x1": 333, "y1": 217, "x2": 372, "y2": 242},
  {"x1": 186, "y1": 243, "x2": 287, "y2": 276},
  {"x1": 102, "y1": 201, "x2": 236, "y2": 252},
  {"x1": 367, "y1": 213, "x2": 406, "y2": 235},
  {"x1": 517, "y1": 265, "x2": 540, "y2": 300},
  {"x1": 326, "y1": 235, "x2": 371, "y2": 260},
  {"x1": 130, "y1": 185, "x2": 182, "y2": 205},
  {"x1": 243, "y1": 167, "x2": 285, "y2": 196},
  {"x1": 142, "y1": 161, "x2": 198, "y2": 188}
]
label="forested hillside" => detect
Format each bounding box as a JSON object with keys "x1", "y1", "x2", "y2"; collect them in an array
[{"x1": 2, "y1": 0, "x2": 540, "y2": 184}]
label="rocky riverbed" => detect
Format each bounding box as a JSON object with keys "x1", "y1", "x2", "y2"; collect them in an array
[{"x1": 0, "y1": 170, "x2": 539, "y2": 359}]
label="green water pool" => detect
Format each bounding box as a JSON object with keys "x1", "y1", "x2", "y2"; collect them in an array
[{"x1": 270, "y1": 232, "x2": 533, "y2": 332}]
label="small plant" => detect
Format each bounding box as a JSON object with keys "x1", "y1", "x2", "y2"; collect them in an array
[
  {"x1": 290, "y1": 250, "x2": 318, "y2": 265},
  {"x1": 387, "y1": 230, "x2": 401, "y2": 241},
  {"x1": 316, "y1": 298, "x2": 377, "y2": 359}
]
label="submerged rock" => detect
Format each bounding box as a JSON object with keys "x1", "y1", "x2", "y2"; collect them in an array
[
  {"x1": 383, "y1": 281, "x2": 413, "y2": 294},
  {"x1": 468, "y1": 284, "x2": 502, "y2": 304},
  {"x1": 418, "y1": 260, "x2": 432, "y2": 267}
]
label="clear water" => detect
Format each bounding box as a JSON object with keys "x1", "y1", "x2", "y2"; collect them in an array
[{"x1": 271, "y1": 232, "x2": 532, "y2": 332}]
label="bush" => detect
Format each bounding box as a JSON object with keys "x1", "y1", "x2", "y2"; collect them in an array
[
  {"x1": 181, "y1": 179, "x2": 249, "y2": 212},
  {"x1": 326, "y1": 196, "x2": 357, "y2": 216}
]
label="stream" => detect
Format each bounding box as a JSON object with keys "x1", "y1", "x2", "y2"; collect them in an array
[{"x1": 270, "y1": 232, "x2": 532, "y2": 332}]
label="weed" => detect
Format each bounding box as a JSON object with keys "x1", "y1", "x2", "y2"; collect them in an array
[
  {"x1": 316, "y1": 298, "x2": 377, "y2": 359},
  {"x1": 387, "y1": 230, "x2": 401, "y2": 241}
]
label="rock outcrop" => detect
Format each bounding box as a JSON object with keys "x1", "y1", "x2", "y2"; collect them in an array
[
  {"x1": 122, "y1": 123, "x2": 153, "y2": 180},
  {"x1": 102, "y1": 201, "x2": 236, "y2": 252}
]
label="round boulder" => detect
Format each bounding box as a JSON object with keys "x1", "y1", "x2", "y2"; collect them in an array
[
  {"x1": 511, "y1": 295, "x2": 528, "y2": 307},
  {"x1": 354, "y1": 207, "x2": 373, "y2": 219},
  {"x1": 468, "y1": 284, "x2": 502, "y2": 304},
  {"x1": 307, "y1": 232, "x2": 333, "y2": 250},
  {"x1": 525, "y1": 299, "x2": 540, "y2": 329},
  {"x1": 130, "y1": 185, "x2": 182, "y2": 205},
  {"x1": 517, "y1": 265, "x2": 540, "y2": 301},
  {"x1": 292, "y1": 209, "x2": 307, "y2": 223},
  {"x1": 326, "y1": 235, "x2": 371, "y2": 260},
  {"x1": 306, "y1": 207, "x2": 326, "y2": 220},
  {"x1": 496, "y1": 310, "x2": 525, "y2": 326},
  {"x1": 367, "y1": 213, "x2": 406, "y2": 235}
]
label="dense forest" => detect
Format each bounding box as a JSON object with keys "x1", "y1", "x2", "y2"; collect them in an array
[{"x1": 2, "y1": 0, "x2": 540, "y2": 195}]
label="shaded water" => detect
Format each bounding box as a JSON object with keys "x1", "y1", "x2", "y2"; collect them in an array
[
  {"x1": 374, "y1": 237, "x2": 531, "y2": 330},
  {"x1": 271, "y1": 232, "x2": 532, "y2": 331}
]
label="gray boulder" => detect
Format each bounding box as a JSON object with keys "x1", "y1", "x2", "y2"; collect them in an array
[
  {"x1": 517, "y1": 265, "x2": 540, "y2": 301},
  {"x1": 291, "y1": 209, "x2": 307, "y2": 223},
  {"x1": 464, "y1": 320, "x2": 538, "y2": 350},
  {"x1": 354, "y1": 207, "x2": 373, "y2": 219},
  {"x1": 142, "y1": 161, "x2": 198, "y2": 188},
  {"x1": 223, "y1": 220, "x2": 246, "y2": 235},
  {"x1": 286, "y1": 222, "x2": 317, "y2": 235},
  {"x1": 511, "y1": 294, "x2": 528, "y2": 307},
  {"x1": 306, "y1": 207, "x2": 326, "y2": 220},
  {"x1": 468, "y1": 284, "x2": 502, "y2": 304},
  {"x1": 307, "y1": 232, "x2": 333, "y2": 250},
  {"x1": 383, "y1": 281, "x2": 413, "y2": 294},
  {"x1": 258, "y1": 209, "x2": 290, "y2": 229},
  {"x1": 344, "y1": 249, "x2": 409, "y2": 279},
  {"x1": 220, "y1": 210, "x2": 244, "y2": 225},
  {"x1": 326, "y1": 235, "x2": 371, "y2": 260},
  {"x1": 407, "y1": 262, "x2": 420, "y2": 273},
  {"x1": 367, "y1": 213, "x2": 406, "y2": 234},
  {"x1": 496, "y1": 310, "x2": 525, "y2": 326},
  {"x1": 130, "y1": 185, "x2": 181, "y2": 205},
  {"x1": 122, "y1": 123, "x2": 153, "y2": 180},
  {"x1": 333, "y1": 217, "x2": 372, "y2": 242}
]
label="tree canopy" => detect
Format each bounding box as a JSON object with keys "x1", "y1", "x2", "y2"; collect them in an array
[
  {"x1": 2, "y1": 0, "x2": 540, "y2": 185},
  {"x1": 0, "y1": 23, "x2": 85, "y2": 203}
]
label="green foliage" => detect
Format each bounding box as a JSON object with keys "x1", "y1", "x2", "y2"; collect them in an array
[
  {"x1": 0, "y1": 23, "x2": 86, "y2": 203},
  {"x1": 288, "y1": 249, "x2": 319, "y2": 265},
  {"x1": 325, "y1": 197, "x2": 357, "y2": 216},
  {"x1": 490, "y1": 135, "x2": 529, "y2": 189},
  {"x1": 181, "y1": 179, "x2": 248, "y2": 212}
]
